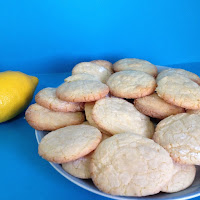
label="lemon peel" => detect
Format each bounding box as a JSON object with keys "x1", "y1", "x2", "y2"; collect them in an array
[{"x1": 0, "y1": 71, "x2": 38, "y2": 123}]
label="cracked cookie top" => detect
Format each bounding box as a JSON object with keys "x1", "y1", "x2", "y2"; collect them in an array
[
  {"x1": 106, "y1": 70, "x2": 156, "y2": 99},
  {"x1": 153, "y1": 113, "x2": 200, "y2": 165},
  {"x1": 161, "y1": 161, "x2": 196, "y2": 193},
  {"x1": 35, "y1": 87, "x2": 84, "y2": 112},
  {"x1": 134, "y1": 93, "x2": 185, "y2": 119},
  {"x1": 25, "y1": 103, "x2": 85, "y2": 131},
  {"x1": 38, "y1": 124, "x2": 102, "y2": 163},
  {"x1": 56, "y1": 80, "x2": 109, "y2": 102},
  {"x1": 156, "y1": 68, "x2": 200, "y2": 85},
  {"x1": 72, "y1": 62, "x2": 111, "y2": 83},
  {"x1": 156, "y1": 75, "x2": 200, "y2": 109},
  {"x1": 113, "y1": 58, "x2": 157, "y2": 77},
  {"x1": 90, "y1": 132, "x2": 174, "y2": 196},
  {"x1": 92, "y1": 97, "x2": 154, "y2": 138}
]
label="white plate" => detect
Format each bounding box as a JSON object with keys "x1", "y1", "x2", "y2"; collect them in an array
[{"x1": 35, "y1": 66, "x2": 200, "y2": 200}]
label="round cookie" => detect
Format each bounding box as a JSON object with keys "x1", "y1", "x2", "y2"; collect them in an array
[
  {"x1": 92, "y1": 97, "x2": 154, "y2": 138},
  {"x1": 35, "y1": 87, "x2": 84, "y2": 112},
  {"x1": 82, "y1": 120, "x2": 111, "y2": 140},
  {"x1": 113, "y1": 58, "x2": 157, "y2": 77},
  {"x1": 107, "y1": 70, "x2": 156, "y2": 99},
  {"x1": 61, "y1": 132, "x2": 110, "y2": 179},
  {"x1": 186, "y1": 109, "x2": 200, "y2": 114},
  {"x1": 64, "y1": 73, "x2": 99, "y2": 83},
  {"x1": 62, "y1": 152, "x2": 92, "y2": 179},
  {"x1": 90, "y1": 132, "x2": 174, "y2": 196},
  {"x1": 38, "y1": 124, "x2": 102, "y2": 163},
  {"x1": 91, "y1": 60, "x2": 113, "y2": 73},
  {"x1": 153, "y1": 113, "x2": 200, "y2": 165},
  {"x1": 161, "y1": 162, "x2": 196, "y2": 193},
  {"x1": 156, "y1": 68, "x2": 200, "y2": 85},
  {"x1": 85, "y1": 102, "x2": 111, "y2": 136},
  {"x1": 156, "y1": 75, "x2": 200, "y2": 109},
  {"x1": 134, "y1": 93, "x2": 185, "y2": 119},
  {"x1": 25, "y1": 103, "x2": 85, "y2": 131},
  {"x1": 72, "y1": 62, "x2": 111, "y2": 83},
  {"x1": 56, "y1": 80, "x2": 109, "y2": 102}
]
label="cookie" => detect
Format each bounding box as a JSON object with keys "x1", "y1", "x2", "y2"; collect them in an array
[
  {"x1": 62, "y1": 152, "x2": 92, "y2": 179},
  {"x1": 113, "y1": 58, "x2": 157, "y2": 77},
  {"x1": 156, "y1": 68, "x2": 200, "y2": 85},
  {"x1": 107, "y1": 70, "x2": 156, "y2": 99},
  {"x1": 82, "y1": 123, "x2": 111, "y2": 140},
  {"x1": 56, "y1": 80, "x2": 109, "y2": 102},
  {"x1": 161, "y1": 162, "x2": 196, "y2": 193},
  {"x1": 82, "y1": 121, "x2": 110, "y2": 140},
  {"x1": 25, "y1": 103, "x2": 85, "y2": 131},
  {"x1": 90, "y1": 132, "x2": 174, "y2": 196},
  {"x1": 186, "y1": 109, "x2": 200, "y2": 114},
  {"x1": 156, "y1": 75, "x2": 200, "y2": 109},
  {"x1": 35, "y1": 87, "x2": 84, "y2": 112},
  {"x1": 38, "y1": 124, "x2": 102, "y2": 163},
  {"x1": 85, "y1": 102, "x2": 111, "y2": 136},
  {"x1": 91, "y1": 60, "x2": 113, "y2": 73},
  {"x1": 134, "y1": 93, "x2": 185, "y2": 119},
  {"x1": 153, "y1": 113, "x2": 200, "y2": 165},
  {"x1": 64, "y1": 73, "x2": 99, "y2": 83},
  {"x1": 92, "y1": 97, "x2": 154, "y2": 138},
  {"x1": 72, "y1": 62, "x2": 111, "y2": 83},
  {"x1": 61, "y1": 132, "x2": 110, "y2": 179}
]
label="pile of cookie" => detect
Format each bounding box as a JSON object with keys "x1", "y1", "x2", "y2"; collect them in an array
[{"x1": 25, "y1": 59, "x2": 200, "y2": 197}]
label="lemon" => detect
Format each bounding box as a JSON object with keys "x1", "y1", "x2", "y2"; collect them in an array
[{"x1": 0, "y1": 71, "x2": 39, "y2": 123}]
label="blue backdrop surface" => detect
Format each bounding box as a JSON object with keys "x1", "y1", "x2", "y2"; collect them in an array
[
  {"x1": 0, "y1": 0, "x2": 200, "y2": 73},
  {"x1": 1, "y1": 1, "x2": 200, "y2": 200}
]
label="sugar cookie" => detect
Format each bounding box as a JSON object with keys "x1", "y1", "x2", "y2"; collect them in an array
[
  {"x1": 113, "y1": 58, "x2": 157, "y2": 77},
  {"x1": 38, "y1": 124, "x2": 102, "y2": 163},
  {"x1": 61, "y1": 132, "x2": 110, "y2": 179},
  {"x1": 107, "y1": 70, "x2": 156, "y2": 99},
  {"x1": 56, "y1": 80, "x2": 109, "y2": 102},
  {"x1": 90, "y1": 132, "x2": 173, "y2": 196},
  {"x1": 35, "y1": 87, "x2": 84, "y2": 112},
  {"x1": 62, "y1": 152, "x2": 92, "y2": 179},
  {"x1": 157, "y1": 68, "x2": 200, "y2": 85},
  {"x1": 72, "y1": 62, "x2": 111, "y2": 83},
  {"x1": 156, "y1": 75, "x2": 200, "y2": 109},
  {"x1": 85, "y1": 102, "x2": 111, "y2": 136},
  {"x1": 25, "y1": 103, "x2": 85, "y2": 131},
  {"x1": 64, "y1": 73, "x2": 99, "y2": 83},
  {"x1": 134, "y1": 93, "x2": 185, "y2": 119},
  {"x1": 92, "y1": 97, "x2": 154, "y2": 138},
  {"x1": 91, "y1": 60, "x2": 113, "y2": 73},
  {"x1": 162, "y1": 162, "x2": 196, "y2": 193},
  {"x1": 153, "y1": 113, "x2": 200, "y2": 165}
]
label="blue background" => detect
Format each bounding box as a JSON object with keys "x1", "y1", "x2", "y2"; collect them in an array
[
  {"x1": 0, "y1": 0, "x2": 200, "y2": 74},
  {"x1": 1, "y1": 1, "x2": 200, "y2": 200}
]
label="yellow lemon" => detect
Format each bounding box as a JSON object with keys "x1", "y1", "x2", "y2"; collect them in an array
[{"x1": 0, "y1": 71, "x2": 39, "y2": 123}]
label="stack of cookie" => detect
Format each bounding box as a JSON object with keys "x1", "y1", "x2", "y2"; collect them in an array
[{"x1": 25, "y1": 58, "x2": 200, "y2": 197}]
